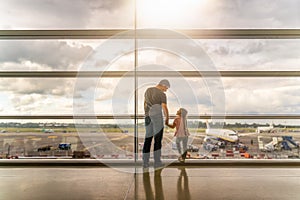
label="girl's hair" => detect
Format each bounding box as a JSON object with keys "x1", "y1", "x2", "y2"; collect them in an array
[{"x1": 180, "y1": 108, "x2": 188, "y2": 131}]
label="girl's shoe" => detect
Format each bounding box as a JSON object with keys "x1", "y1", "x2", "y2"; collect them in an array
[{"x1": 178, "y1": 156, "x2": 184, "y2": 163}]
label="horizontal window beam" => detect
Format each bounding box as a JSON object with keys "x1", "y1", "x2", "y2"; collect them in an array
[
  {"x1": 0, "y1": 29, "x2": 300, "y2": 39},
  {"x1": 1, "y1": 71, "x2": 300, "y2": 78},
  {"x1": 0, "y1": 29, "x2": 125, "y2": 39},
  {"x1": 0, "y1": 115, "x2": 300, "y2": 120},
  {"x1": 1, "y1": 159, "x2": 300, "y2": 167}
]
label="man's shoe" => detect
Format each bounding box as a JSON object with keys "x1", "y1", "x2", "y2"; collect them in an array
[
  {"x1": 143, "y1": 163, "x2": 149, "y2": 168},
  {"x1": 143, "y1": 167, "x2": 149, "y2": 173},
  {"x1": 178, "y1": 156, "x2": 183, "y2": 162}
]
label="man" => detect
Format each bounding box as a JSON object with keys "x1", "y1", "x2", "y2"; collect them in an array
[{"x1": 143, "y1": 79, "x2": 170, "y2": 169}]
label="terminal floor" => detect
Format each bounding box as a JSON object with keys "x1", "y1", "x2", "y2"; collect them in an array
[{"x1": 1, "y1": 166, "x2": 300, "y2": 200}]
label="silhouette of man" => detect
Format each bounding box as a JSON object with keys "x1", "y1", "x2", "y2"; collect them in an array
[{"x1": 143, "y1": 79, "x2": 170, "y2": 169}]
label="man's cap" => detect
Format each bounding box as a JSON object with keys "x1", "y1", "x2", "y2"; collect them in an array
[{"x1": 158, "y1": 79, "x2": 170, "y2": 88}]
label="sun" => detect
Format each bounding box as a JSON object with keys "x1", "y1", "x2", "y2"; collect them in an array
[{"x1": 136, "y1": 0, "x2": 206, "y2": 28}]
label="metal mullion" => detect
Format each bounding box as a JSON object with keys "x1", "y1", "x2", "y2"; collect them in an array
[
  {"x1": 0, "y1": 29, "x2": 128, "y2": 39},
  {"x1": 178, "y1": 29, "x2": 300, "y2": 39},
  {"x1": 1, "y1": 71, "x2": 300, "y2": 78},
  {"x1": 1, "y1": 29, "x2": 300, "y2": 39},
  {"x1": 1, "y1": 114, "x2": 300, "y2": 119}
]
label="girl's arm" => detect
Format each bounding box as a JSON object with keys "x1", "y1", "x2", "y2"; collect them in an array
[{"x1": 166, "y1": 119, "x2": 177, "y2": 129}]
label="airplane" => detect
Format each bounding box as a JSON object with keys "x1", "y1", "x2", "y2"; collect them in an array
[
  {"x1": 256, "y1": 123, "x2": 274, "y2": 133},
  {"x1": 204, "y1": 120, "x2": 239, "y2": 144}
]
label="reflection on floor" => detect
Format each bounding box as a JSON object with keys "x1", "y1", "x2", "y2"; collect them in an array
[
  {"x1": 141, "y1": 168, "x2": 190, "y2": 200},
  {"x1": 1, "y1": 166, "x2": 300, "y2": 200}
]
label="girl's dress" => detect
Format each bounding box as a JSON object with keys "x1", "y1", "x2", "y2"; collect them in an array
[{"x1": 173, "y1": 116, "x2": 190, "y2": 161}]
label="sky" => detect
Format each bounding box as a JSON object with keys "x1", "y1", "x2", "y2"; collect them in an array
[{"x1": 0, "y1": 0, "x2": 300, "y2": 125}]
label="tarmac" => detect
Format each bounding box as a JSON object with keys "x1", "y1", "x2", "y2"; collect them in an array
[{"x1": 1, "y1": 159, "x2": 300, "y2": 200}]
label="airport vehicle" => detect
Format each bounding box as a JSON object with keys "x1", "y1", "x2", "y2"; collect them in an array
[
  {"x1": 171, "y1": 143, "x2": 199, "y2": 152},
  {"x1": 281, "y1": 136, "x2": 299, "y2": 150},
  {"x1": 58, "y1": 143, "x2": 71, "y2": 150},
  {"x1": 42, "y1": 128, "x2": 54, "y2": 133},
  {"x1": 37, "y1": 143, "x2": 71, "y2": 152},
  {"x1": 188, "y1": 144, "x2": 199, "y2": 152},
  {"x1": 203, "y1": 142, "x2": 218, "y2": 151},
  {"x1": 38, "y1": 145, "x2": 53, "y2": 152},
  {"x1": 259, "y1": 136, "x2": 299, "y2": 151},
  {"x1": 233, "y1": 143, "x2": 248, "y2": 152},
  {"x1": 256, "y1": 124, "x2": 274, "y2": 133},
  {"x1": 204, "y1": 120, "x2": 239, "y2": 144},
  {"x1": 72, "y1": 150, "x2": 91, "y2": 158}
]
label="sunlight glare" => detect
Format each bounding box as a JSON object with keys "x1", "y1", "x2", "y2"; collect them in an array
[{"x1": 137, "y1": 0, "x2": 206, "y2": 28}]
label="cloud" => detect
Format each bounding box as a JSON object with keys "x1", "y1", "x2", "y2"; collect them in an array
[
  {"x1": 8, "y1": 92, "x2": 74, "y2": 114},
  {"x1": 0, "y1": 41, "x2": 92, "y2": 70},
  {"x1": 137, "y1": 0, "x2": 299, "y2": 28},
  {"x1": 0, "y1": 38, "x2": 99, "y2": 113},
  {"x1": 10, "y1": 93, "x2": 43, "y2": 112},
  {"x1": 201, "y1": 39, "x2": 300, "y2": 70},
  {"x1": 0, "y1": 79, "x2": 74, "y2": 95},
  {"x1": 88, "y1": 0, "x2": 129, "y2": 11},
  {"x1": 203, "y1": 0, "x2": 300, "y2": 28},
  {"x1": 224, "y1": 78, "x2": 300, "y2": 114},
  {"x1": 0, "y1": 0, "x2": 133, "y2": 29}
]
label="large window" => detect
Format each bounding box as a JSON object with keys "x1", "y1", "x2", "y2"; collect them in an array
[{"x1": 1, "y1": 0, "x2": 300, "y2": 161}]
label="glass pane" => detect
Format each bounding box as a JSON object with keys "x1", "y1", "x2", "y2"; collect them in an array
[
  {"x1": 199, "y1": 39, "x2": 300, "y2": 71},
  {"x1": 2, "y1": 118, "x2": 300, "y2": 160},
  {"x1": 0, "y1": 119, "x2": 135, "y2": 160},
  {"x1": 0, "y1": 77, "x2": 137, "y2": 115},
  {"x1": 223, "y1": 77, "x2": 300, "y2": 114},
  {"x1": 0, "y1": 40, "x2": 123, "y2": 71},
  {"x1": 0, "y1": 78, "x2": 76, "y2": 115},
  {"x1": 2, "y1": 39, "x2": 299, "y2": 71},
  {"x1": 0, "y1": 39, "x2": 136, "y2": 71},
  {"x1": 137, "y1": 0, "x2": 300, "y2": 29},
  {"x1": 0, "y1": 0, "x2": 134, "y2": 29}
]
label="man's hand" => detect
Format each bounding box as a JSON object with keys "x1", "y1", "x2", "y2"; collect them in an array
[
  {"x1": 162, "y1": 103, "x2": 169, "y2": 126},
  {"x1": 165, "y1": 118, "x2": 169, "y2": 125}
]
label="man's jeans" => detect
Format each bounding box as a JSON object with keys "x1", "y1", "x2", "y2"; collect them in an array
[{"x1": 143, "y1": 116, "x2": 164, "y2": 166}]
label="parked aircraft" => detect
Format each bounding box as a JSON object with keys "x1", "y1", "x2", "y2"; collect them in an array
[
  {"x1": 256, "y1": 123, "x2": 274, "y2": 133},
  {"x1": 204, "y1": 120, "x2": 239, "y2": 143}
]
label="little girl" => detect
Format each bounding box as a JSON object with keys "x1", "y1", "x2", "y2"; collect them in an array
[{"x1": 166, "y1": 108, "x2": 189, "y2": 162}]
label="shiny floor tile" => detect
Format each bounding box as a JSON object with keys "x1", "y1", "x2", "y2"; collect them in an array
[{"x1": 1, "y1": 167, "x2": 300, "y2": 200}]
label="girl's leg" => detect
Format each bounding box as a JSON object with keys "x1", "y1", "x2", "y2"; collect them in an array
[
  {"x1": 176, "y1": 137, "x2": 185, "y2": 162},
  {"x1": 182, "y1": 137, "x2": 188, "y2": 160},
  {"x1": 176, "y1": 137, "x2": 182, "y2": 155}
]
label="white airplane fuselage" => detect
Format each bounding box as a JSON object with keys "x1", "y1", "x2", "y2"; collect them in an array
[
  {"x1": 205, "y1": 128, "x2": 239, "y2": 143},
  {"x1": 256, "y1": 125, "x2": 274, "y2": 133}
]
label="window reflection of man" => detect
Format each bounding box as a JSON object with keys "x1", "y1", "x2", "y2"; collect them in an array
[{"x1": 143, "y1": 169, "x2": 164, "y2": 200}]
